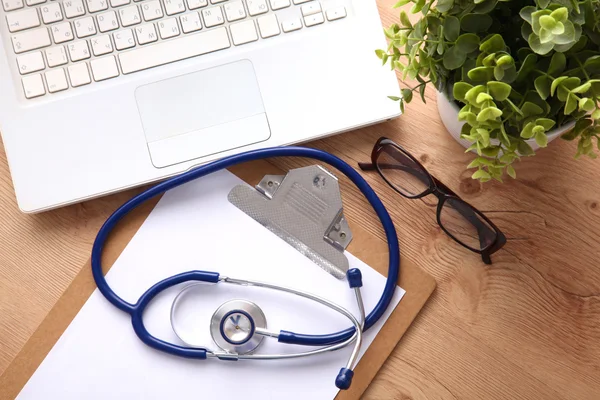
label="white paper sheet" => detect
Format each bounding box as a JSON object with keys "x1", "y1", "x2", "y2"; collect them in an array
[{"x1": 18, "y1": 170, "x2": 404, "y2": 400}]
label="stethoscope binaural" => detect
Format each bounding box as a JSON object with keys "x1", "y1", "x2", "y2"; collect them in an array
[{"x1": 91, "y1": 146, "x2": 400, "y2": 390}]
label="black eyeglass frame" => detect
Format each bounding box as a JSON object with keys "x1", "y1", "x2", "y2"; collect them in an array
[{"x1": 359, "y1": 137, "x2": 506, "y2": 264}]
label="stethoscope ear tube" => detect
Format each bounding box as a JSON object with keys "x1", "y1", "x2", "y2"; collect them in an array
[{"x1": 90, "y1": 146, "x2": 400, "y2": 387}]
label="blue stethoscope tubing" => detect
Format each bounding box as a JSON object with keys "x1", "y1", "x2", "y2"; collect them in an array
[{"x1": 91, "y1": 146, "x2": 400, "y2": 359}]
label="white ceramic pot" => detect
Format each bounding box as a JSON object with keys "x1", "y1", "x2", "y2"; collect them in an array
[{"x1": 436, "y1": 91, "x2": 575, "y2": 152}]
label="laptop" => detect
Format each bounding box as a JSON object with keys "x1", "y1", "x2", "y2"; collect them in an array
[{"x1": 0, "y1": 0, "x2": 400, "y2": 212}]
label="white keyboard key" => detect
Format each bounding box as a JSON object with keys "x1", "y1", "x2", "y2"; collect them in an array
[
  {"x1": 68, "y1": 40, "x2": 90, "y2": 61},
  {"x1": 97, "y1": 10, "x2": 119, "y2": 31},
  {"x1": 118, "y1": 26, "x2": 229, "y2": 74},
  {"x1": 113, "y1": 28, "x2": 135, "y2": 49},
  {"x1": 63, "y1": 0, "x2": 85, "y2": 18},
  {"x1": 269, "y1": 0, "x2": 288, "y2": 10},
  {"x1": 246, "y1": 0, "x2": 267, "y2": 16},
  {"x1": 142, "y1": 0, "x2": 163, "y2": 21},
  {"x1": 26, "y1": 0, "x2": 45, "y2": 6},
  {"x1": 22, "y1": 74, "x2": 45, "y2": 98},
  {"x1": 301, "y1": 1, "x2": 320, "y2": 16},
  {"x1": 257, "y1": 13, "x2": 278, "y2": 38},
  {"x1": 110, "y1": 0, "x2": 129, "y2": 6},
  {"x1": 186, "y1": 0, "x2": 206, "y2": 8},
  {"x1": 51, "y1": 22, "x2": 74, "y2": 43},
  {"x1": 292, "y1": 0, "x2": 309, "y2": 3},
  {"x1": 119, "y1": 5, "x2": 141, "y2": 26},
  {"x1": 67, "y1": 63, "x2": 91, "y2": 86},
  {"x1": 41, "y1": 3, "x2": 63, "y2": 24},
  {"x1": 281, "y1": 17, "x2": 300, "y2": 32},
  {"x1": 11, "y1": 27, "x2": 51, "y2": 53},
  {"x1": 85, "y1": 0, "x2": 108, "y2": 12},
  {"x1": 134, "y1": 23, "x2": 158, "y2": 44},
  {"x1": 163, "y1": 0, "x2": 184, "y2": 15},
  {"x1": 230, "y1": 20, "x2": 257, "y2": 45},
  {"x1": 303, "y1": 12, "x2": 323, "y2": 27},
  {"x1": 16, "y1": 51, "x2": 45, "y2": 74},
  {"x1": 91, "y1": 34, "x2": 112, "y2": 55},
  {"x1": 224, "y1": 0, "x2": 245, "y2": 22},
  {"x1": 91, "y1": 55, "x2": 119, "y2": 81},
  {"x1": 326, "y1": 6, "x2": 345, "y2": 21},
  {"x1": 158, "y1": 18, "x2": 179, "y2": 38},
  {"x1": 6, "y1": 8, "x2": 40, "y2": 33},
  {"x1": 45, "y1": 45, "x2": 68, "y2": 66},
  {"x1": 2, "y1": 0, "x2": 23, "y2": 12},
  {"x1": 74, "y1": 17, "x2": 96, "y2": 37},
  {"x1": 45, "y1": 68, "x2": 68, "y2": 92},
  {"x1": 210, "y1": 0, "x2": 226, "y2": 3},
  {"x1": 180, "y1": 12, "x2": 201, "y2": 33},
  {"x1": 201, "y1": 6, "x2": 223, "y2": 27}
]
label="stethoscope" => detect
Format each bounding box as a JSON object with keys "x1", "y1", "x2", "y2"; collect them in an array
[{"x1": 91, "y1": 146, "x2": 400, "y2": 391}]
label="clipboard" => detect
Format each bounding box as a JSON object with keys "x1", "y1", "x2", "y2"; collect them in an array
[{"x1": 0, "y1": 160, "x2": 436, "y2": 400}]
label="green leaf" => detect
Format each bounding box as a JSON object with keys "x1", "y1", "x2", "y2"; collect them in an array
[
  {"x1": 443, "y1": 16, "x2": 460, "y2": 41},
  {"x1": 472, "y1": 169, "x2": 491, "y2": 180},
  {"x1": 443, "y1": 45, "x2": 467, "y2": 70},
  {"x1": 564, "y1": 93, "x2": 577, "y2": 115},
  {"x1": 528, "y1": 33, "x2": 553, "y2": 55},
  {"x1": 505, "y1": 98, "x2": 524, "y2": 116},
  {"x1": 521, "y1": 122, "x2": 536, "y2": 139},
  {"x1": 419, "y1": 83, "x2": 426, "y2": 103},
  {"x1": 477, "y1": 107, "x2": 503, "y2": 122},
  {"x1": 520, "y1": 6, "x2": 536, "y2": 25},
  {"x1": 453, "y1": 82, "x2": 473, "y2": 102},
  {"x1": 550, "y1": 6, "x2": 568, "y2": 23},
  {"x1": 521, "y1": 102, "x2": 544, "y2": 117},
  {"x1": 579, "y1": 98, "x2": 595, "y2": 112},
  {"x1": 516, "y1": 54, "x2": 538, "y2": 83},
  {"x1": 465, "y1": 85, "x2": 487, "y2": 105},
  {"x1": 467, "y1": 158, "x2": 481, "y2": 169},
  {"x1": 392, "y1": 0, "x2": 411, "y2": 8},
  {"x1": 506, "y1": 165, "x2": 516, "y2": 179},
  {"x1": 461, "y1": 13, "x2": 492, "y2": 33},
  {"x1": 534, "y1": 76, "x2": 551, "y2": 100},
  {"x1": 480, "y1": 34, "x2": 505, "y2": 53},
  {"x1": 535, "y1": 131, "x2": 548, "y2": 147},
  {"x1": 435, "y1": 0, "x2": 454, "y2": 12},
  {"x1": 455, "y1": 34, "x2": 480, "y2": 54},
  {"x1": 388, "y1": 96, "x2": 401, "y2": 101},
  {"x1": 476, "y1": 92, "x2": 494, "y2": 103},
  {"x1": 517, "y1": 140, "x2": 535, "y2": 156},
  {"x1": 468, "y1": 66, "x2": 494, "y2": 82},
  {"x1": 550, "y1": 76, "x2": 568, "y2": 96},
  {"x1": 494, "y1": 66, "x2": 505, "y2": 81},
  {"x1": 401, "y1": 88, "x2": 413, "y2": 103},
  {"x1": 535, "y1": 118, "x2": 555, "y2": 130},
  {"x1": 410, "y1": 0, "x2": 426, "y2": 13},
  {"x1": 375, "y1": 49, "x2": 386, "y2": 59},
  {"x1": 481, "y1": 146, "x2": 501, "y2": 157},
  {"x1": 547, "y1": 52, "x2": 566, "y2": 76},
  {"x1": 572, "y1": 82, "x2": 592, "y2": 94},
  {"x1": 487, "y1": 81, "x2": 511, "y2": 101},
  {"x1": 400, "y1": 10, "x2": 412, "y2": 28},
  {"x1": 592, "y1": 109, "x2": 600, "y2": 120}
]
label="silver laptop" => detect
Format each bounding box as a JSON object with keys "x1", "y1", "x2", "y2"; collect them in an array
[{"x1": 0, "y1": 0, "x2": 399, "y2": 212}]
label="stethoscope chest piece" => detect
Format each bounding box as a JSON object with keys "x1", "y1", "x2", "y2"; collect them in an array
[{"x1": 210, "y1": 300, "x2": 267, "y2": 354}]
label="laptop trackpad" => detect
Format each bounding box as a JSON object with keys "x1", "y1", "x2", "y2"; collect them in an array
[{"x1": 135, "y1": 60, "x2": 271, "y2": 168}]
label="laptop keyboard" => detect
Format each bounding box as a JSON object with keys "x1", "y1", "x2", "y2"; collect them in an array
[{"x1": 2, "y1": 0, "x2": 347, "y2": 99}]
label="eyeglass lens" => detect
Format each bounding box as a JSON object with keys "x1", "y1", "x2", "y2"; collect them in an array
[
  {"x1": 439, "y1": 198, "x2": 497, "y2": 251},
  {"x1": 375, "y1": 145, "x2": 431, "y2": 198}
]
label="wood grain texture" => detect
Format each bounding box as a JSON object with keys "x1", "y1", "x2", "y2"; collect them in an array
[{"x1": 1, "y1": 0, "x2": 599, "y2": 397}]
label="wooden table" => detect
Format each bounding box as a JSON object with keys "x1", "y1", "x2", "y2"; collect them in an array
[{"x1": 1, "y1": 1, "x2": 599, "y2": 397}]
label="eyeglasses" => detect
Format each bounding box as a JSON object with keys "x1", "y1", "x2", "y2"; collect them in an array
[{"x1": 359, "y1": 137, "x2": 506, "y2": 264}]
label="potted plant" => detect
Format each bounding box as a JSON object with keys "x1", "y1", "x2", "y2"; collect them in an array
[{"x1": 377, "y1": 0, "x2": 600, "y2": 181}]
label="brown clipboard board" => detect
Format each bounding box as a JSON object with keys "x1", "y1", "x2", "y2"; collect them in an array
[{"x1": 0, "y1": 160, "x2": 436, "y2": 400}]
